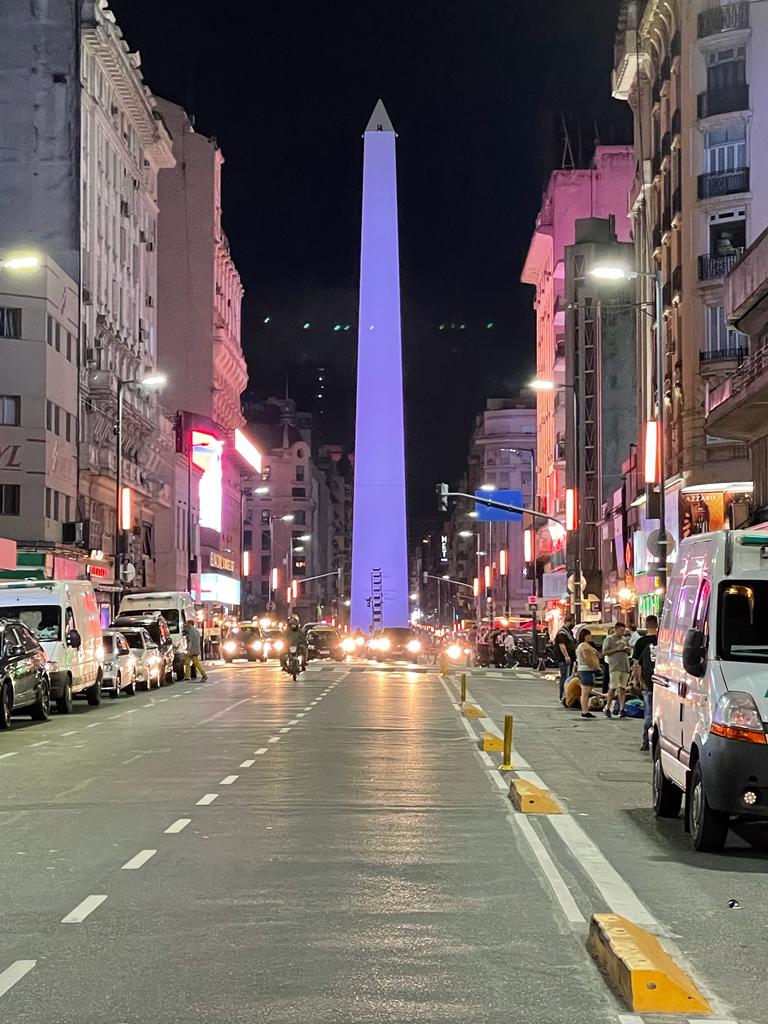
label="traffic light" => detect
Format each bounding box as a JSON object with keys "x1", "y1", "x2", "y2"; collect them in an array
[{"x1": 436, "y1": 482, "x2": 449, "y2": 512}]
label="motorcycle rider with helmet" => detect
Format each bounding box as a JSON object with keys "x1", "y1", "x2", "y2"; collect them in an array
[{"x1": 281, "y1": 614, "x2": 308, "y2": 673}]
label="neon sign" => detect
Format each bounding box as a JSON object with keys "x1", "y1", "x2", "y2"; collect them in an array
[{"x1": 191, "y1": 430, "x2": 223, "y2": 532}]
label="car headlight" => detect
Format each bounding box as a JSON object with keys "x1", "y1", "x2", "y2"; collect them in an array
[
  {"x1": 712, "y1": 692, "x2": 766, "y2": 744},
  {"x1": 369, "y1": 639, "x2": 379, "y2": 650},
  {"x1": 273, "y1": 640, "x2": 284, "y2": 652},
  {"x1": 355, "y1": 636, "x2": 365, "y2": 647},
  {"x1": 224, "y1": 641, "x2": 238, "y2": 653},
  {"x1": 446, "y1": 644, "x2": 461, "y2": 659},
  {"x1": 407, "y1": 640, "x2": 421, "y2": 654},
  {"x1": 251, "y1": 641, "x2": 262, "y2": 651},
  {"x1": 378, "y1": 638, "x2": 391, "y2": 651},
  {"x1": 341, "y1": 638, "x2": 356, "y2": 653}
]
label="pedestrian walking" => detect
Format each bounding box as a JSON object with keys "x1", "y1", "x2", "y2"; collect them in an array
[
  {"x1": 575, "y1": 628, "x2": 601, "y2": 719},
  {"x1": 602, "y1": 622, "x2": 632, "y2": 718},
  {"x1": 183, "y1": 619, "x2": 208, "y2": 681},
  {"x1": 632, "y1": 615, "x2": 658, "y2": 751},
  {"x1": 554, "y1": 613, "x2": 576, "y2": 703},
  {"x1": 504, "y1": 631, "x2": 516, "y2": 668}
]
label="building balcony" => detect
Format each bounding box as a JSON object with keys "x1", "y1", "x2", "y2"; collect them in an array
[
  {"x1": 698, "y1": 2, "x2": 750, "y2": 38},
  {"x1": 698, "y1": 167, "x2": 749, "y2": 199},
  {"x1": 699, "y1": 345, "x2": 748, "y2": 376},
  {"x1": 672, "y1": 185, "x2": 682, "y2": 218},
  {"x1": 698, "y1": 249, "x2": 745, "y2": 281},
  {"x1": 612, "y1": 2, "x2": 650, "y2": 100},
  {"x1": 697, "y1": 83, "x2": 749, "y2": 119},
  {"x1": 707, "y1": 344, "x2": 768, "y2": 442}
]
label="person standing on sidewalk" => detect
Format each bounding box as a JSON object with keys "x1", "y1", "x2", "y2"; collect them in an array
[
  {"x1": 504, "y1": 631, "x2": 517, "y2": 668},
  {"x1": 602, "y1": 622, "x2": 632, "y2": 718},
  {"x1": 183, "y1": 620, "x2": 208, "y2": 681},
  {"x1": 575, "y1": 628, "x2": 601, "y2": 719},
  {"x1": 632, "y1": 615, "x2": 658, "y2": 751},
  {"x1": 554, "y1": 613, "x2": 576, "y2": 703}
]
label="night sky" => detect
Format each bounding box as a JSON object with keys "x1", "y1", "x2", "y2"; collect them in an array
[{"x1": 110, "y1": 0, "x2": 630, "y2": 516}]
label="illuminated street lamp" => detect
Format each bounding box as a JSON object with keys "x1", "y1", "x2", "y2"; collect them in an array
[{"x1": 0, "y1": 254, "x2": 41, "y2": 271}]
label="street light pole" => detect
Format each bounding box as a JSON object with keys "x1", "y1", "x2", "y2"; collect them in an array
[{"x1": 654, "y1": 270, "x2": 668, "y2": 598}]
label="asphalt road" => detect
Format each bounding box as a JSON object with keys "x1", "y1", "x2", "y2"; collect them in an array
[{"x1": 0, "y1": 659, "x2": 756, "y2": 1022}]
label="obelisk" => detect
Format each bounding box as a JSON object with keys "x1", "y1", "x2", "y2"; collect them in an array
[{"x1": 350, "y1": 100, "x2": 409, "y2": 630}]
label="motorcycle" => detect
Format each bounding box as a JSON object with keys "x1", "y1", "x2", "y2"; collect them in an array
[{"x1": 286, "y1": 646, "x2": 303, "y2": 680}]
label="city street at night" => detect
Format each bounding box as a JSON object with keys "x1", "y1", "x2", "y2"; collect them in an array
[{"x1": 0, "y1": 661, "x2": 762, "y2": 1023}]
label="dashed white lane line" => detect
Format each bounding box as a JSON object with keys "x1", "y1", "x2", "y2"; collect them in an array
[
  {"x1": 164, "y1": 818, "x2": 191, "y2": 834},
  {"x1": 0, "y1": 752, "x2": 18, "y2": 760},
  {"x1": 220, "y1": 775, "x2": 238, "y2": 785},
  {"x1": 125, "y1": 709, "x2": 138, "y2": 715},
  {"x1": 157, "y1": 698, "x2": 169, "y2": 703},
  {"x1": 29, "y1": 740, "x2": 49, "y2": 747},
  {"x1": 303, "y1": 706, "x2": 312, "y2": 711},
  {"x1": 61, "y1": 895, "x2": 108, "y2": 924},
  {"x1": 279, "y1": 727, "x2": 291, "y2": 734},
  {"x1": 239, "y1": 759, "x2": 255, "y2": 768},
  {"x1": 108, "y1": 714, "x2": 122, "y2": 720},
  {"x1": 61, "y1": 730, "x2": 78, "y2": 736},
  {"x1": 86, "y1": 722, "x2": 103, "y2": 728},
  {"x1": 0, "y1": 960, "x2": 36, "y2": 997},
  {"x1": 296, "y1": 713, "x2": 306, "y2": 718},
  {"x1": 196, "y1": 793, "x2": 218, "y2": 806},
  {"x1": 288, "y1": 719, "x2": 299, "y2": 725},
  {"x1": 268, "y1": 737, "x2": 280, "y2": 744},
  {"x1": 255, "y1": 748, "x2": 268, "y2": 755},
  {"x1": 121, "y1": 849, "x2": 157, "y2": 870}
]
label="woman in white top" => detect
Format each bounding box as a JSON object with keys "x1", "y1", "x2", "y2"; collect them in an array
[{"x1": 576, "y1": 628, "x2": 601, "y2": 719}]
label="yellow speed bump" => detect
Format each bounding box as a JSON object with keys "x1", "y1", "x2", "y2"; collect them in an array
[
  {"x1": 508, "y1": 779, "x2": 561, "y2": 814},
  {"x1": 587, "y1": 913, "x2": 710, "y2": 1016},
  {"x1": 462, "y1": 704, "x2": 483, "y2": 718},
  {"x1": 480, "y1": 731, "x2": 503, "y2": 753}
]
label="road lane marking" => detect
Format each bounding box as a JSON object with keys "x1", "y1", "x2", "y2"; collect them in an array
[
  {"x1": 240, "y1": 759, "x2": 255, "y2": 768},
  {"x1": 196, "y1": 793, "x2": 218, "y2": 805},
  {"x1": 220, "y1": 775, "x2": 238, "y2": 785},
  {"x1": 165, "y1": 818, "x2": 191, "y2": 834},
  {"x1": 61, "y1": 730, "x2": 78, "y2": 736},
  {"x1": 0, "y1": 960, "x2": 36, "y2": 997},
  {"x1": 61, "y1": 895, "x2": 107, "y2": 924},
  {"x1": 121, "y1": 849, "x2": 157, "y2": 870},
  {"x1": 303, "y1": 706, "x2": 312, "y2": 710},
  {"x1": 508, "y1": 815, "x2": 585, "y2": 924},
  {"x1": 0, "y1": 752, "x2": 18, "y2": 760},
  {"x1": 288, "y1": 719, "x2": 299, "y2": 725},
  {"x1": 108, "y1": 714, "x2": 122, "y2": 720},
  {"x1": 126, "y1": 709, "x2": 138, "y2": 714},
  {"x1": 255, "y1": 748, "x2": 268, "y2": 755},
  {"x1": 268, "y1": 737, "x2": 280, "y2": 743},
  {"x1": 157, "y1": 698, "x2": 168, "y2": 703},
  {"x1": 86, "y1": 722, "x2": 103, "y2": 728},
  {"x1": 121, "y1": 753, "x2": 145, "y2": 765},
  {"x1": 296, "y1": 713, "x2": 306, "y2": 718},
  {"x1": 279, "y1": 727, "x2": 291, "y2": 734},
  {"x1": 29, "y1": 740, "x2": 49, "y2": 747}
]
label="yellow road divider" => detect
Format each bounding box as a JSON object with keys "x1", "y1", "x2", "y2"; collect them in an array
[
  {"x1": 462, "y1": 705, "x2": 483, "y2": 718},
  {"x1": 508, "y1": 779, "x2": 561, "y2": 815},
  {"x1": 480, "y1": 731, "x2": 504, "y2": 753},
  {"x1": 587, "y1": 913, "x2": 711, "y2": 1015}
]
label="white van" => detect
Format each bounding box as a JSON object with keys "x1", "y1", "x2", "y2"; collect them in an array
[
  {"x1": 0, "y1": 580, "x2": 103, "y2": 712},
  {"x1": 117, "y1": 591, "x2": 195, "y2": 679},
  {"x1": 652, "y1": 528, "x2": 768, "y2": 851}
]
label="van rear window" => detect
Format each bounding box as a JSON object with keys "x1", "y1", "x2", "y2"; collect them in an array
[
  {"x1": 719, "y1": 581, "x2": 768, "y2": 662},
  {"x1": 159, "y1": 609, "x2": 180, "y2": 632},
  {"x1": 3, "y1": 605, "x2": 62, "y2": 642}
]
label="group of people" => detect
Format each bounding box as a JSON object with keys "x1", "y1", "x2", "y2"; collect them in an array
[
  {"x1": 476, "y1": 627, "x2": 519, "y2": 668},
  {"x1": 553, "y1": 613, "x2": 658, "y2": 751}
]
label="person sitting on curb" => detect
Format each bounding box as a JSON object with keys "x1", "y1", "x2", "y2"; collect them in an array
[{"x1": 602, "y1": 622, "x2": 632, "y2": 718}]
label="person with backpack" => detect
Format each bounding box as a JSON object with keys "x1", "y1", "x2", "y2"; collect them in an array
[
  {"x1": 554, "y1": 613, "x2": 576, "y2": 703},
  {"x1": 632, "y1": 615, "x2": 658, "y2": 751}
]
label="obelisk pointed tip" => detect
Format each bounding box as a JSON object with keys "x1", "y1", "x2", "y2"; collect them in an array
[{"x1": 365, "y1": 99, "x2": 395, "y2": 133}]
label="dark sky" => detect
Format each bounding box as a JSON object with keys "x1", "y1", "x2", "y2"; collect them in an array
[{"x1": 110, "y1": 0, "x2": 630, "y2": 516}]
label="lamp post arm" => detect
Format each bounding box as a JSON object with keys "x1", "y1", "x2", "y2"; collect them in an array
[{"x1": 444, "y1": 491, "x2": 563, "y2": 528}]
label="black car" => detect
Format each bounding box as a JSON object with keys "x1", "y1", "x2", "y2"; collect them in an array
[
  {"x1": 0, "y1": 619, "x2": 51, "y2": 729},
  {"x1": 370, "y1": 627, "x2": 424, "y2": 663},
  {"x1": 306, "y1": 627, "x2": 345, "y2": 662},
  {"x1": 222, "y1": 624, "x2": 268, "y2": 663},
  {"x1": 111, "y1": 612, "x2": 176, "y2": 682}
]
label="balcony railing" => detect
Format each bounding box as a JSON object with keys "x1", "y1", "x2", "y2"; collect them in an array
[
  {"x1": 700, "y1": 345, "x2": 747, "y2": 366},
  {"x1": 698, "y1": 82, "x2": 749, "y2": 118},
  {"x1": 698, "y1": 2, "x2": 750, "y2": 38},
  {"x1": 698, "y1": 167, "x2": 750, "y2": 199},
  {"x1": 698, "y1": 249, "x2": 745, "y2": 280},
  {"x1": 707, "y1": 345, "x2": 768, "y2": 416}
]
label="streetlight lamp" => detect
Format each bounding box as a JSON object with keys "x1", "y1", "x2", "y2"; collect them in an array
[
  {"x1": 0, "y1": 254, "x2": 41, "y2": 271},
  {"x1": 590, "y1": 263, "x2": 668, "y2": 600},
  {"x1": 116, "y1": 372, "x2": 167, "y2": 581},
  {"x1": 268, "y1": 512, "x2": 295, "y2": 610}
]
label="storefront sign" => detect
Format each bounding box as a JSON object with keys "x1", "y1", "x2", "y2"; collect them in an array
[
  {"x1": 209, "y1": 551, "x2": 235, "y2": 573},
  {"x1": 87, "y1": 562, "x2": 115, "y2": 583},
  {"x1": 200, "y1": 572, "x2": 241, "y2": 605}
]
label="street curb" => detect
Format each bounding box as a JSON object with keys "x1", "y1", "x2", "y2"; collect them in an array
[
  {"x1": 587, "y1": 913, "x2": 711, "y2": 1015},
  {"x1": 508, "y1": 779, "x2": 562, "y2": 815},
  {"x1": 480, "y1": 731, "x2": 503, "y2": 752}
]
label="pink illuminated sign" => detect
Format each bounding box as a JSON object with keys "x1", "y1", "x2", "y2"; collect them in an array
[{"x1": 191, "y1": 430, "x2": 224, "y2": 533}]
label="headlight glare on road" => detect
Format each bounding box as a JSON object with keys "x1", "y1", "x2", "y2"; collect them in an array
[{"x1": 406, "y1": 640, "x2": 421, "y2": 653}]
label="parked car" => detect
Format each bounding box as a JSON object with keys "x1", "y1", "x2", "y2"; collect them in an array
[
  {"x1": 0, "y1": 580, "x2": 103, "y2": 713},
  {"x1": 111, "y1": 612, "x2": 174, "y2": 683},
  {"x1": 101, "y1": 629, "x2": 137, "y2": 698},
  {"x1": 0, "y1": 619, "x2": 51, "y2": 729},
  {"x1": 369, "y1": 627, "x2": 423, "y2": 663},
  {"x1": 117, "y1": 591, "x2": 195, "y2": 680},
  {"x1": 306, "y1": 627, "x2": 345, "y2": 662},
  {"x1": 118, "y1": 627, "x2": 163, "y2": 691},
  {"x1": 222, "y1": 623, "x2": 268, "y2": 663},
  {"x1": 652, "y1": 528, "x2": 768, "y2": 851}
]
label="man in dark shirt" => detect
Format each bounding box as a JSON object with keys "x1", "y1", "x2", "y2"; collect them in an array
[
  {"x1": 632, "y1": 615, "x2": 658, "y2": 752},
  {"x1": 554, "y1": 613, "x2": 576, "y2": 703}
]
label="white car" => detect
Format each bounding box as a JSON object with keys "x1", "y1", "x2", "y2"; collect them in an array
[
  {"x1": 101, "y1": 630, "x2": 137, "y2": 698},
  {"x1": 118, "y1": 627, "x2": 163, "y2": 691}
]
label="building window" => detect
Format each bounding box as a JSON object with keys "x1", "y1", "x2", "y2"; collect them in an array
[
  {"x1": 708, "y1": 208, "x2": 746, "y2": 255},
  {"x1": 705, "y1": 305, "x2": 747, "y2": 354},
  {"x1": 65, "y1": 413, "x2": 73, "y2": 443},
  {"x1": 54, "y1": 322, "x2": 61, "y2": 352},
  {"x1": 261, "y1": 465, "x2": 271, "y2": 481},
  {"x1": 53, "y1": 491, "x2": 60, "y2": 521},
  {"x1": 261, "y1": 555, "x2": 270, "y2": 575},
  {"x1": 0, "y1": 484, "x2": 20, "y2": 516},
  {"x1": 66, "y1": 331, "x2": 73, "y2": 362},
  {"x1": 0, "y1": 396, "x2": 20, "y2": 426},
  {"x1": 260, "y1": 579, "x2": 269, "y2": 597},
  {"x1": 261, "y1": 529, "x2": 270, "y2": 550},
  {"x1": 47, "y1": 315, "x2": 54, "y2": 346},
  {"x1": 260, "y1": 509, "x2": 271, "y2": 525},
  {"x1": 65, "y1": 495, "x2": 72, "y2": 522},
  {"x1": 243, "y1": 529, "x2": 252, "y2": 548},
  {"x1": 293, "y1": 510, "x2": 306, "y2": 525},
  {"x1": 0, "y1": 308, "x2": 22, "y2": 339},
  {"x1": 296, "y1": 464, "x2": 305, "y2": 481},
  {"x1": 45, "y1": 488, "x2": 51, "y2": 519},
  {"x1": 292, "y1": 487, "x2": 306, "y2": 498},
  {"x1": 704, "y1": 124, "x2": 747, "y2": 174},
  {"x1": 54, "y1": 405, "x2": 60, "y2": 436},
  {"x1": 46, "y1": 400, "x2": 53, "y2": 432}
]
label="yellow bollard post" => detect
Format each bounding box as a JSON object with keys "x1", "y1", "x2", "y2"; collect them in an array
[
  {"x1": 439, "y1": 652, "x2": 448, "y2": 675},
  {"x1": 460, "y1": 672, "x2": 467, "y2": 704},
  {"x1": 499, "y1": 714, "x2": 514, "y2": 771}
]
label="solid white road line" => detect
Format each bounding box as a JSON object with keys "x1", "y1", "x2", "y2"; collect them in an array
[
  {"x1": 239, "y1": 759, "x2": 255, "y2": 768},
  {"x1": 61, "y1": 894, "x2": 108, "y2": 924},
  {"x1": 618, "y1": 1016, "x2": 643, "y2": 1024},
  {"x1": 255, "y1": 748, "x2": 268, "y2": 755},
  {"x1": 121, "y1": 849, "x2": 157, "y2": 870},
  {"x1": 196, "y1": 793, "x2": 218, "y2": 806},
  {"x1": 0, "y1": 752, "x2": 18, "y2": 760},
  {"x1": 0, "y1": 960, "x2": 36, "y2": 998},
  {"x1": 220, "y1": 775, "x2": 238, "y2": 785},
  {"x1": 459, "y1": 716, "x2": 478, "y2": 740},
  {"x1": 165, "y1": 818, "x2": 191, "y2": 834},
  {"x1": 509, "y1": 814, "x2": 585, "y2": 924}
]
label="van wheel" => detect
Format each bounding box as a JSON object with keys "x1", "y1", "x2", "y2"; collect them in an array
[
  {"x1": 652, "y1": 743, "x2": 682, "y2": 817},
  {"x1": 86, "y1": 676, "x2": 102, "y2": 707},
  {"x1": 56, "y1": 678, "x2": 73, "y2": 714},
  {"x1": 0, "y1": 682, "x2": 12, "y2": 730},
  {"x1": 689, "y1": 762, "x2": 728, "y2": 852},
  {"x1": 30, "y1": 678, "x2": 51, "y2": 721}
]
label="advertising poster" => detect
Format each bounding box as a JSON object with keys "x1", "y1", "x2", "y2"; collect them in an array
[{"x1": 678, "y1": 490, "x2": 752, "y2": 538}]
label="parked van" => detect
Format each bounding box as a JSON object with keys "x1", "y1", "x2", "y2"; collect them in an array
[
  {"x1": 117, "y1": 592, "x2": 195, "y2": 680},
  {"x1": 0, "y1": 580, "x2": 103, "y2": 712},
  {"x1": 652, "y1": 528, "x2": 768, "y2": 850}
]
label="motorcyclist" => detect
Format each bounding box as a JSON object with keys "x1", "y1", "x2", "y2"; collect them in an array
[{"x1": 281, "y1": 615, "x2": 308, "y2": 673}]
